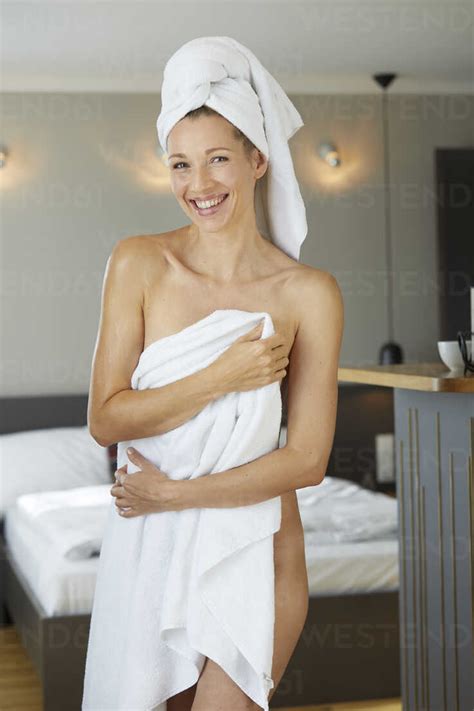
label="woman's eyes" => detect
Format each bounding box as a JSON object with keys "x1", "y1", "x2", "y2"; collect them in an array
[{"x1": 172, "y1": 156, "x2": 228, "y2": 170}]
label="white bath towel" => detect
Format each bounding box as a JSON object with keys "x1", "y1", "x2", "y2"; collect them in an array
[
  {"x1": 156, "y1": 36, "x2": 308, "y2": 262},
  {"x1": 82, "y1": 309, "x2": 282, "y2": 711}
]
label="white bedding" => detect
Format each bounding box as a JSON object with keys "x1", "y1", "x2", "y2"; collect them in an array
[
  {"x1": 5, "y1": 504, "x2": 99, "y2": 616},
  {"x1": 15, "y1": 484, "x2": 111, "y2": 561},
  {"x1": 295, "y1": 477, "x2": 398, "y2": 544},
  {"x1": 0, "y1": 425, "x2": 111, "y2": 518},
  {"x1": 4, "y1": 482, "x2": 399, "y2": 617}
]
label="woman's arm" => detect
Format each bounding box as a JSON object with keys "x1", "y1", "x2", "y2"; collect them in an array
[
  {"x1": 88, "y1": 237, "x2": 225, "y2": 448},
  {"x1": 169, "y1": 270, "x2": 345, "y2": 509}
]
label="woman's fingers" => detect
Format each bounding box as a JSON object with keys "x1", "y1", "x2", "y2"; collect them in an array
[
  {"x1": 276, "y1": 354, "x2": 290, "y2": 367},
  {"x1": 115, "y1": 488, "x2": 133, "y2": 512},
  {"x1": 265, "y1": 332, "x2": 287, "y2": 348},
  {"x1": 112, "y1": 482, "x2": 133, "y2": 503},
  {"x1": 111, "y1": 482, "x2": 129, "y2": 510},
  {"x1": 114, "y1": 463, "x2": 127, "y2": 482}
]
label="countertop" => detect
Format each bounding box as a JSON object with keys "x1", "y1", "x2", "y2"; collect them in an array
[{"x1": 337, "y1": 362, "x2": 474, "y2": 393}]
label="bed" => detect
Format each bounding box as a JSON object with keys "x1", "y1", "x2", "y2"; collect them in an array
[{"x1": 0, "y1": 390, "x2": 400, "y2": 710}]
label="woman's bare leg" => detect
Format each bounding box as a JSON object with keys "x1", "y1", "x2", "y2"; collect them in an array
[
  {"x1": 268, "y1": 533, "x2": 309, "y2": 700},
  {"x1": 268, "y1": 490, "x2": 309, "y2": 702},
  {"x1": 191, "y1": 493, "x2": 309, "y2": 710},
  {"x1": 191, "y1": 657, "x2": 260, "y2": 710}
]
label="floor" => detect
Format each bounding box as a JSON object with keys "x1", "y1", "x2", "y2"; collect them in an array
[
  {"x1": 1, "y1": 626, "x2": 42, "y2": 710},
  {"x1": 0, "y1": 625, "x2": 402, "y2": 710}
]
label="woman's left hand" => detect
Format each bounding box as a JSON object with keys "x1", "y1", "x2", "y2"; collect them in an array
[{"x1": 110, "y1": 447, "x2": 177, "y2": 518}]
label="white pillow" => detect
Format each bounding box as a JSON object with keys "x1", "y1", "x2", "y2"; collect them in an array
[{"x1": 0, "y1": 425, "x2": 111, "y2": 518}]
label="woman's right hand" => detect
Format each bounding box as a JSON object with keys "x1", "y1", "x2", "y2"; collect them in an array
[{"x1": 210, "y1": 320, "x2": 290, "y2": 395}]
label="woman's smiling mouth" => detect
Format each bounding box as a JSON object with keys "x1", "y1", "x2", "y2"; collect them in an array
[{"x1": 189, "y1": 193, "x2": 229, "y2": 216}]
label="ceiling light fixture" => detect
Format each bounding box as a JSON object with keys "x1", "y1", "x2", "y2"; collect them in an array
[{"x1": 373, "y1": 72, "x2": 404, "y2": 365}]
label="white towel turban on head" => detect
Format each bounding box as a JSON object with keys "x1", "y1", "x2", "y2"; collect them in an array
[{"x1": 156, "y1": 36, "x2": 308, "y2": 262}]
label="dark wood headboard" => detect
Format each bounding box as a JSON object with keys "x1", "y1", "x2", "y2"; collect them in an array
[
  {"x1": 0, "y1": 394, "x2": 89, "y2": 435},
  {"x1": 328, "y1": 384, "x2": 394, "y2": 490}
]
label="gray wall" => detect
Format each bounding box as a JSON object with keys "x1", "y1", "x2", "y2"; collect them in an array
[{"x1": 1, "y1": 93, "x2": 473, "y2": 396}]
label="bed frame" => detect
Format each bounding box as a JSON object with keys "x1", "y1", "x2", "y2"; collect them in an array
[{"x1": 0, "y1": 390, "x2": 400, "y2": 710}]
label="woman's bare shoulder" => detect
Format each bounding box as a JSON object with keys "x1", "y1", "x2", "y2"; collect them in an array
[
  {"x1": 112, "y1": 230, "x2": 178, "y2": 254},
  {"x1": 108, "y1": 230, "x2": 180, "y2": 275},
  {"x1": 284, "y1": 261, "x2": 340, "y2": 295},
  {"x1": 264, "y1": 241, "x2": 338, "y2": 287},
  {"x1": 285, "y1": 263, "x2": 343, "y2": 329}
]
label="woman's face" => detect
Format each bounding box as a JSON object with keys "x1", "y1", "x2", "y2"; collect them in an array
[{"x1": 166, "y1": 113, "x2": 266, "y2": 230}]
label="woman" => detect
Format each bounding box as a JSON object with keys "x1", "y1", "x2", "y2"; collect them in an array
[{"x1": 84, "y1": 38, "x2": 343, "y2": 711}]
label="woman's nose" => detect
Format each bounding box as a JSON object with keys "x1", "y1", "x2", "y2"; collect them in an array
[{"x1": 188, "y1": 166, "x2": 214, "y2": 194}]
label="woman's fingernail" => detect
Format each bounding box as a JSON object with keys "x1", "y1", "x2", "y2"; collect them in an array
[{"x1": 127, "y1": 447, "x2": 134, "y2": 455}]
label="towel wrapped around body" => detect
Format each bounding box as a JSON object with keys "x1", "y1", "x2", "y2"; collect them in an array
[{"x1": 82, "y1": 309, "x2": 283, "y2": 711}]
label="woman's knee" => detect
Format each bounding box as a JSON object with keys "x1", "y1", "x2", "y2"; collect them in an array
[{"x1": 191, "y1": 657, "x2": 259, "y2": 710}]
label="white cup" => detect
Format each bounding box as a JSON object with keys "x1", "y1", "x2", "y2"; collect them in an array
[{"x1": 437, "y1": 340, "x2": 472, "y2": 371}]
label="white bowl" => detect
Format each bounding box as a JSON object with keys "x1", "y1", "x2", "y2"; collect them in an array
[{"x1": 437, "y1": 340, "x2": 472, "y2": 370}]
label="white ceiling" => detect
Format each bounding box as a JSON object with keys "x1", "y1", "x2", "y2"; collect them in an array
[{"x1": 2, "y1": 0, "x2": 473, "y2": 94}]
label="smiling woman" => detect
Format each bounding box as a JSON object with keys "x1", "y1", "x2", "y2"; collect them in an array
[
  {"x1": 82, "y1": 35, "x2": 343, "y2": 711},
  {"x1": 166, "y1": 106, "x2": 267, "y2": 230}
]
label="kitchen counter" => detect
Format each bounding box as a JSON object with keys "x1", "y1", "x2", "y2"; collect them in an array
[
  {"x1": 338, "y1": 361, "x2": 474, "y2": 392},
  {"x1": 338, "y1": 361, "x2": 473, "y2": 710}
]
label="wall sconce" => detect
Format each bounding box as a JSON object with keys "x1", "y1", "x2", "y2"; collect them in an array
[
  {"x1": 0, "y1": 146, "x2": 8, "y2": 169},
  {"x1": 318, "y1": 141, "x2": 340, "y2": 168}
]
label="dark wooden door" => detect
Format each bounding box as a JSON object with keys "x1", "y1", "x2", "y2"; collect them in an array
[{"x1": 435, "y1": 148, "x2": 474, "y2": 340}]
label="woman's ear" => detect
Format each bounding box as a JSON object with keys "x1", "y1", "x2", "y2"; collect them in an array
[{"x1": 254, "y1": 150, "x2": 268, "y2": 180}]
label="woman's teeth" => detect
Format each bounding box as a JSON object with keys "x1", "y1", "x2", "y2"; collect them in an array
[
  {"x1": 194, "y1": 195, "x2": 226, "y2": 210},
  {"x1": 191, "y1": 194, "x2": 228, "y2": 212}
]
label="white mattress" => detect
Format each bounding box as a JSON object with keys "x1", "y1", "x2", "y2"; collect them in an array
[
  {"x1": 5, "y1": 505, "x2": 98, "y2": 616},
  {"x1": 4, "y1": 503, "x2": 399, "y2": 617},
  {"x1": 305, "y1": 534, "x2": 398, "y2": 595}
]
